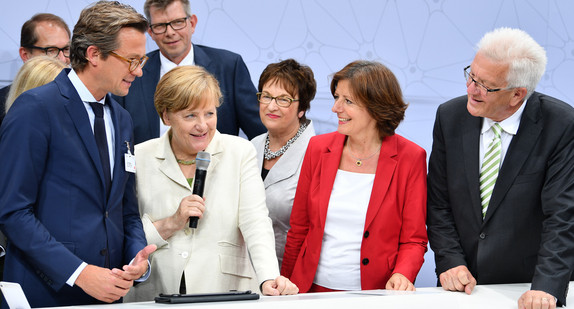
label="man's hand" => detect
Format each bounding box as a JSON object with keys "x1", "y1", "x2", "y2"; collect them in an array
[
  {"x1": 518, "y1": 290, "x2": 556, "y2": 309},
  {"x1": 439, "y1": 265, "x2": 476, "y2": 295},
  {"x1": 75, "y1": 265, "x2": 133, "y2": 303},
  {"x1": 112, "y1": 244, "x2": 157, "y2": 281},
  {"x1": 261, "y1": 275, "x2": 299, "y2": 296},
  {"x1": 385, "y1": 273, "x2": 415, "y2": 291}
]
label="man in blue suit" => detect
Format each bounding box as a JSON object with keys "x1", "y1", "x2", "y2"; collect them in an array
[
  {"x1": 113, "y1": 0, "x2": 265, "y2": 145},
  {"x1": 0, "y1": 1, "x2": 155, "y2": 307}
]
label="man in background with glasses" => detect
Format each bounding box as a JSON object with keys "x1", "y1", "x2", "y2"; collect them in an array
[
  {"x1": 0, "y1": 13, "x2": 70, "y2": 128},
  {"x1": 113, "y1": 0, "x2": 265, "y2": 145},
  {"x1": 427, "y1": 27, "x2": 574, "y2": 309},
  {"x1": 0, "y1": 1, "x2": 156, "y2": 306}
]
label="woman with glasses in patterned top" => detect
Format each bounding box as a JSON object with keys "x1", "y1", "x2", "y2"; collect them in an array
[{"x1": 251, "y1": 59, "x2": 317, "y2": 269}]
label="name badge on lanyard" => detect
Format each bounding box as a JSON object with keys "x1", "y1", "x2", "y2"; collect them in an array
[{"x1": 124, "y1": 140, "x2": 136, "y2": 173}]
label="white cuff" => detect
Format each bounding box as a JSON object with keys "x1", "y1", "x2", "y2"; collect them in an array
[
  {"x1": 129, "y1": 257, "x2": 151, "y2": 282},
  {"x1": 67, "y1": 262, "x2": 88, "y2": 287}
]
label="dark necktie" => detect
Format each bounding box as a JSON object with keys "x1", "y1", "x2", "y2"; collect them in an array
[{"x1": 89, "y1": 102, "x2": 111, "y2": 197}]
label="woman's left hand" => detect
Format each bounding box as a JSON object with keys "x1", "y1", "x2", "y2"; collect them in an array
[
  {"x1": 385, "y1": 273, "x2": 415, "y2": 291},
  {"x1": 261, "y1": 275, "x2": 299, "y2": 296}
]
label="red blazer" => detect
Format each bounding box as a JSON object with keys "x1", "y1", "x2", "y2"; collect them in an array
[{"x1": 281, "y1": 132, "x2": 428, "y2": 292}]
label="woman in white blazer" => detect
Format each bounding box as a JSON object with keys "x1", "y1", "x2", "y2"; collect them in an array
[
  {"x1": 251, "y1": 59, "x2": 317, "y2": 268},
  {"x1": 125, "y1": 66, "x2": 298, "y2": 302}
]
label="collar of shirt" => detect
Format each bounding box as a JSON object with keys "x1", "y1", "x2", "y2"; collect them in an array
[
  {"x1": 68, "y1": 69, "x2": 115, "y2": 174},
  {"x1": 68, "y1": 69, "x2": 105, "y2": 104},
  {"x1": 478, "y1": 98, "x2": 527, "y2": 169},
  {"x1": 481, "y1": 98, "x2": 528, "y2": 136},
  {"x1": 159, "y1": 43, "x2": 195, "y2": 77}
]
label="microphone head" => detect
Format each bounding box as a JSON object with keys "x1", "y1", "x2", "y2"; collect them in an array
[{"x1": 195, "y1": 151, "x2": 211, "y2": 171}]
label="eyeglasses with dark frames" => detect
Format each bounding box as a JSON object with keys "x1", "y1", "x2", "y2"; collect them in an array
[
  {"x1": 25, "y1": 45, "x2": 70, "y2": 58},
  {"x1": 464, "y1": 65, "x2": 515, "y2": 95},
  {"x1": 149, "y1": 17, "x2": 189, "y2": 35},
  {"x1": 256, "y1": 92, "x2": 299, "y2": 108},
  {"x1": 109, "y1": 51, "x2": 149, "y2": 72}
]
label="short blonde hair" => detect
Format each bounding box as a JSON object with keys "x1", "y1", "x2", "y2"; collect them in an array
[
  {"x1": 155, "y1": 65, "x2": 222, "y2": 123},
  {"x1": 6, "y1": 55, "x2": 66, "y2": 113}
]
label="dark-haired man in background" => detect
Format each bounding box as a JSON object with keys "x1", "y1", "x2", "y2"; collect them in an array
[
  {"x1": 114, "y1": 0, "x2": 265, "y2": 144},
  {"x1": 0, "y1": 13, "x2": 71, "y2": 127}
]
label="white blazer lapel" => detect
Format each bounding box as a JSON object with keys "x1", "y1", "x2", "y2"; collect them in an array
[
  {"x1": 156, "y1": 132, "x2": 191, "y2": 190},
  {"x1": 204, "y1": 131, "x2": 224, "y2": 176}
]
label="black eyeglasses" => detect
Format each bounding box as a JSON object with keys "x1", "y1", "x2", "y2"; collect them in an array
[
  {"x1": 109, "y1": 51, "x2": 149, "y2": 72},
  {"x1": 464, "y1": 65, "x2": 514, "y2": 96},
  {"x1": 26, "y1": 45, "x2": 70, "y2": 58},
  {"x1": 149, "y1": 17, "x2": 189, "y2": 35},
  {"x1": 256, "y1": 92, "x2": 299, "y2": 108}
]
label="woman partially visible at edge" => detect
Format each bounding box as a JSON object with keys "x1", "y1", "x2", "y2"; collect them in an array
[
  {"x1": 281, "y1": 60, "x2": 428, "y2": 293},
  {"x1": 5, "y1": 55, "x2": 66, "y2": 113},
  {"x1": 251, "y1": 59, "x2": 316, "y2": 268}
]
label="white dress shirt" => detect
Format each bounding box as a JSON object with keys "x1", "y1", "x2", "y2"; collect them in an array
[{"x1": 479, "y1": 100, "x2": 527, "y2": 170}]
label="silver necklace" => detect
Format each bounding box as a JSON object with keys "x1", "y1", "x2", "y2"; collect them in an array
[
  {"x1": 347, "y1": 144, "x2": 380, "y2": 167},
  {"x1": 264, "y1": 122, "x2": 308, "y2": 160}
]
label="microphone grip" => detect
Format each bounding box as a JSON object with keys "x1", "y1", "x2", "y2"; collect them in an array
[
  {"x1": 189, "y1": 217, "x2": 199, "y2": 229},
  {"x1": 189, "y1": 169, "x2": 207, "y2": 228}
]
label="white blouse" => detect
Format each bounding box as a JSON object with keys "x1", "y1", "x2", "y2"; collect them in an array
[{"x1": 314, "y1": 169, "x2": 375, "y2": 290}]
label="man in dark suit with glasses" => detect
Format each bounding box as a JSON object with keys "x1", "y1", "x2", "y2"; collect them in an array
[
  {"x1": 113, "y1": 0, "x2": 265, "y2": 145},
  {"x1": 0, "y1": 13, "x2": 70, "y2": 128},
  {"x1": 427, "y1": 27, "x2": 574, "y2": 309}
]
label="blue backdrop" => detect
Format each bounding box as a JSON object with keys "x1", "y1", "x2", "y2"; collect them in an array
[{"x1": 1, "y1": 0, "x2": 573, "y2": 288}]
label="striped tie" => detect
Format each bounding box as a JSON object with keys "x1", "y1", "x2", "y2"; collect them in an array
[{"x1": 480, "y1": 123, "x2": 502, "y2": 219}]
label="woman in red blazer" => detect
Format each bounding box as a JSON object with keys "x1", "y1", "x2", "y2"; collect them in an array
[{"x1": 281, "y1": 61, "x2": 427, "y2": 293}]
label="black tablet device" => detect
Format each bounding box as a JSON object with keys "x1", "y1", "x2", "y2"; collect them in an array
[{"x1": 154, "y1": 290, "x2": 260, "y2": 304}]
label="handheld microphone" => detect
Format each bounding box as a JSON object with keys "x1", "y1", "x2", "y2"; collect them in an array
[{"x1": 190, "y1": 151, "x2": 210, "y2": 228}]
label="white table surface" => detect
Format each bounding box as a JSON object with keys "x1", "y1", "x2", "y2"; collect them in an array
[{"x1": 41, "y1": 282, "x2": 573, "y2": 309}]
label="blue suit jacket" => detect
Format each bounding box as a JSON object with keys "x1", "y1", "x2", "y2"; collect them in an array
[
  {"x1": 113, "y1": 45, "x2": 265, "y2": 144},
  {"x1": 0, "y1": 69, "x2": 147, "y2": 307}
]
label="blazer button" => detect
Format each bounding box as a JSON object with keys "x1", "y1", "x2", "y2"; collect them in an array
[
  {"x1": 479, "y1": 233, "x2": 486, "y2": 239},
  {"x1": 181, "y1": 251, "x2": 189, "y2": 259},
  {"x1": 362, "y1": 258, "x2": 369, "y2": 265},
  {"x1": 105, "y1": 211, "x2": 109, "y2": 218},
  {"x1": 363, "y1": 231, "x2": 369, "y2": 238},
  {"x1": 100, "y1": 248, "x2": 107, "y2": 256}
]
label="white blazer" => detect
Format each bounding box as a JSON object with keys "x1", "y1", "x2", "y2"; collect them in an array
[
  {"x1": 125, "y1": 131, "x2": 279, "y2": 301},
  {"x1": 251, "y1": 121, "x2": 315, "y2": 267}
]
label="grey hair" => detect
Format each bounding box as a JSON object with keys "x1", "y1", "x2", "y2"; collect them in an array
[{"x1": 477, "y1": 27, "x2": 547, "y2": 100}]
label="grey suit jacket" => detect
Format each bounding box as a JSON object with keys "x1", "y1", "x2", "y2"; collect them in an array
[
  {"x1": 427, "y1": 92, "x2": 574, "y2": 305},
  {"x1": 251, "y1": 121, "x2": 315, "y2": 267}
]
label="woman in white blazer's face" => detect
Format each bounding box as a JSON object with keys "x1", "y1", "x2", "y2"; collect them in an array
[
  {"x1": 155, "y1": 65, "x2": 222, "y2": 163},
  {"x1": 163, "y1": 99, "x2": 217, "y2": 159}
]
